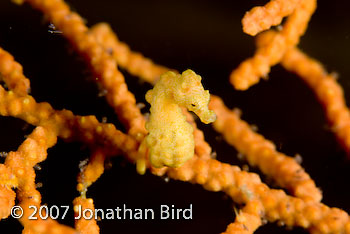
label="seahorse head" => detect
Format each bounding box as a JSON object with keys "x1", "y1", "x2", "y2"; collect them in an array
[{"x1": 172, "y1": 69, "x2": 216, "y2": 124}]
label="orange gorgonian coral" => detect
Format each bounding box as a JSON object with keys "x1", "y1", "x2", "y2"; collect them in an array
[{"x1": 0, "y1": 0, "x2": 350, "y2": 234}]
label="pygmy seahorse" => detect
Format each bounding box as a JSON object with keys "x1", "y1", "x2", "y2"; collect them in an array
[{"x1": 139, "y1": 69, "x2": 215, "y2": 172}]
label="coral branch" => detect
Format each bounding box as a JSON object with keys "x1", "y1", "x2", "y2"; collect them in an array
[
  {"x1": 90, "y1": 23, "x2": 171, "y2": 85},
  {"x1": 209, "y1": 95, "x2": 321, "y2": 202},
  {"x1": 0, "y1": 185, "x2": 16, "y2": 219},
  {"x1": 242, "y1": 0, "x2": 301, "y2": 36},
  {"x1": 282, "y1": 46, "x2": 350, "y2": 154},
  {"x1": 74, "y1": 197, "x2": 99, "y2": 234},
  {"x1": 163, "y1": 155, "x2": 350, "y2": 233},
  {"x1": 0, "y1": 85, "x2": 139, "y2": 160},
  {"x1": 2, "y1": 126, "x2": 77, "y2": 234},
  {"x1": 0, "y1": 47, "x2": 30, "y2": 96},
  {"x1": 20, "y1": 0, "x2": 146, "y2": 140},
  {"x1": 222, "y1": 200, "x2": 263, "y2": 234},
  {"x1": 230, "y1": 0, "x2": 316, "y2": 90},
  {"x1": 77, "y1": 149, "x2": 107, "y2": 194}
]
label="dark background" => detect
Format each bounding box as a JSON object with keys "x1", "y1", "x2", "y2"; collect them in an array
[{"x1": 0, "y1": 0, "x2": 350, "y2": 233}]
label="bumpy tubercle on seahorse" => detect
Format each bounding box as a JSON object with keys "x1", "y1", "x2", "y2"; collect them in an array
[{"x1": 137, "y1": 69, "x2": 216, "y2": 174}]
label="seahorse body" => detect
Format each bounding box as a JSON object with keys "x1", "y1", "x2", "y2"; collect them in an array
[{"x1": 144, "y1": 69, "x2": 216, "y2": 168}]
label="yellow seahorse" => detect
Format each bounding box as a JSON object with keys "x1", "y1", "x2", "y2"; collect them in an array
[{"x1": 137, "y1": 69, "x2": 216, "y2": 173}]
